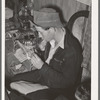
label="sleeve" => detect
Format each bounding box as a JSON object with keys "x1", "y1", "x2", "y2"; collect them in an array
[
  {"x1": 39, "y1": 53, "x2": 81, "y2": 88},
  {"x1": 11, "y1": 69, "x2": 41, "y2": 83}
]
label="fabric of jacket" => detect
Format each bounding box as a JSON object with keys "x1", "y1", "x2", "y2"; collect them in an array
[{"x1": 11, "y1": 28, "x2": 83, "y2": 96}]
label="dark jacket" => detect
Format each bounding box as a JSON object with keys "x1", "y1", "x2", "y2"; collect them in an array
[{"x1": 11, "y1": 28, "x2": 83, "y2": 93}]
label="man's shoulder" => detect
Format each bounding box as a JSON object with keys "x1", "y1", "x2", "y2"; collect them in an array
[
  {"x1": 63, "y1": 42, "x2": 83, "y2": 59},
  {"x1": 65, "y1": 33, "x2": 83, "y2": 53}
]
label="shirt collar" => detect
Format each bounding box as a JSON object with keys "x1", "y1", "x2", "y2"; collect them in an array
[{"x1": 50, "y1": 28, "x2": 65, "y2": 49}]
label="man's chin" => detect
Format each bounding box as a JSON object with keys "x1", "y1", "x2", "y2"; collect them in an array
[{"x1": 40, "y1": 47, "x2": 45, "y2": 51}]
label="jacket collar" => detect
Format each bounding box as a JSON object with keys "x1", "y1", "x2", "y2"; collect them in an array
[
  {"x1": 50, "y1": 28, "x2": 66, "y2": 49},
  {"x1": 44, "y1": 29, "x2": 69, "y2": 60}
]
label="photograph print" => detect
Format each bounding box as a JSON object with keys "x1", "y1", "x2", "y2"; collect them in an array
[{"x1": 5, "y1": 0, "x2": 91, "y2": 100}]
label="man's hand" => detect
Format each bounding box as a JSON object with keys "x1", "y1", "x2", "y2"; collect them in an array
[
  {"x1": 30, "y1": 53, "x2": 44, "y2": 69},
  {"x1": 38, "y1": 40, "x2": 47, "y2": 51}
]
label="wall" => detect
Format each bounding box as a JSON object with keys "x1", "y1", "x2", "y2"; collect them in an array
[
  {"x1": 81, "y1": 8, "x2": 91, "y2": 81},
  {"x1": 33, "y1": 0, "x2": 87, "y2": 21},
  {"x1": 76, "y1": 0, "x2": 91, "y2": 6}
]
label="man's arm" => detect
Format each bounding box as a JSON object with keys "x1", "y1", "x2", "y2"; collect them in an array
[
  {"x1": 11, "y1": 69, "x2": 41, "y2": 83},
  {"x1": 39, "y1": 52, "x2": 82, "y2": 88}
]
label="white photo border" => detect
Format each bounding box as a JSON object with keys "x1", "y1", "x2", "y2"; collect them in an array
[{"x1": 1, "y1": 0, "x2": 99, "y2": 100}]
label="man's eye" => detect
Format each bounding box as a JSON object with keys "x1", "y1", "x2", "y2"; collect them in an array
[{"x1": 45, "y1": 27, "x2": 50, "y2": 30}]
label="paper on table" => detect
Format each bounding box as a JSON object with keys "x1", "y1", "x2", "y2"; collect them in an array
[
  {"x1": 15, "y1": 40, "x2": 32, "y2": 60},
  {"x1": 14, "y1": 48, "x2": 27, "y2": 63},
  {"x1": 10, "y1": 81, "x2": 49, "y2": 95}
]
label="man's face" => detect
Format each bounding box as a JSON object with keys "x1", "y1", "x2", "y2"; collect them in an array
[{"x1": 35, "y1": 26, "x2": 54, "y2": 42}]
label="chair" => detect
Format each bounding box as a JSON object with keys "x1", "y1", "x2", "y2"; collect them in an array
[{"x1": 67, "y1": 10, "x2": 89, "y2": 84}]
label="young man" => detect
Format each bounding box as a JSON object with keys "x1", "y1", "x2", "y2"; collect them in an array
[{"x1": 10, "y1": 8, "x2": 83, "y2": 100}]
